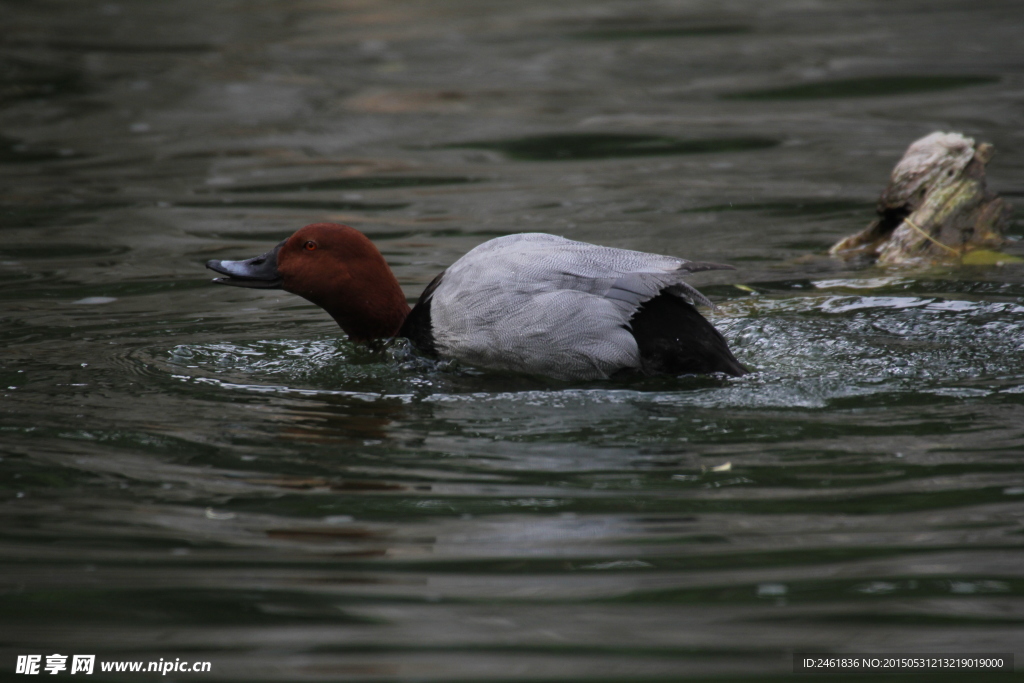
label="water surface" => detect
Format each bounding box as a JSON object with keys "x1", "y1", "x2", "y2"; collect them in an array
[{"x1": 2, "y1": 0, "x2": 1024, "y2": 680}]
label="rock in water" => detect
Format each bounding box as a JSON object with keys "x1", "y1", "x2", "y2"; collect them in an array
[{"x1": 830, "y1": 132, "x2": 1012, "y2": 265}]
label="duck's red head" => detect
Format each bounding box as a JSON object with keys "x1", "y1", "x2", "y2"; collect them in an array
[{"x1": 206, "y1": 223, "x2": 411, "y2": 342}]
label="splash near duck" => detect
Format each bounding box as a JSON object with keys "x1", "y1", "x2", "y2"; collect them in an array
[{"x1": 207, "y1": 224, "x2": 747, "y2": 380}]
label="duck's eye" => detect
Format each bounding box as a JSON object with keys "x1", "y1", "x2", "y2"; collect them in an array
[{"x1": 304, "y1": 241, "x2": 318, "y2": 251}]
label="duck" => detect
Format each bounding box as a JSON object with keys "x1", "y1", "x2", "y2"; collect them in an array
[{"x1": 206, "y1": 222, "x2": 747, "y2": 380}]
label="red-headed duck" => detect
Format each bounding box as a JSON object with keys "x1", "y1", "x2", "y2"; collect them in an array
[{"x1": 206, "y1": 223, "x2": 747, "y2": 380}]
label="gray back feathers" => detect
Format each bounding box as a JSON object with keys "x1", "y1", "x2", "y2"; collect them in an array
[{"x1": 428, "y1": 233, "x2": 729, "y2": 380}]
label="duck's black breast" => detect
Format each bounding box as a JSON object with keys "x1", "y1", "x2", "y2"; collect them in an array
[
  {"x1": 627, "y1": 291, "x2": 747, "y2": 377},
  {"x1": 397, "y1": 271, "x2": 445, "y2": 356}
]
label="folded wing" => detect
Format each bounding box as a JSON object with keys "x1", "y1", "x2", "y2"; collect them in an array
[{"x1": 428, "y1": 233, "x2": 733, "y2": 380}]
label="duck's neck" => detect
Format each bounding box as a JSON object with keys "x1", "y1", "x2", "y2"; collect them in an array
[
  {"x1": 328, "y1": 292, "x2": 410, "y2": 343},
  {"x1": 293, "y1": 256, "x2": 411, "y2": 343},
  {"x1": 332, "y1": 268, "x2": 411, "y2": 343}
]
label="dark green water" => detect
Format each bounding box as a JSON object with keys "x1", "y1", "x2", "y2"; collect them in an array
[{"x1": 2, "y1": 1, "x2": 1024, "y2": 680}]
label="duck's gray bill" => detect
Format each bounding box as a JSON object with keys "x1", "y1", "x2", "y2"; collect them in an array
[{"x1": 206, "y1": 242, "x2": 284, "y2": 289}]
